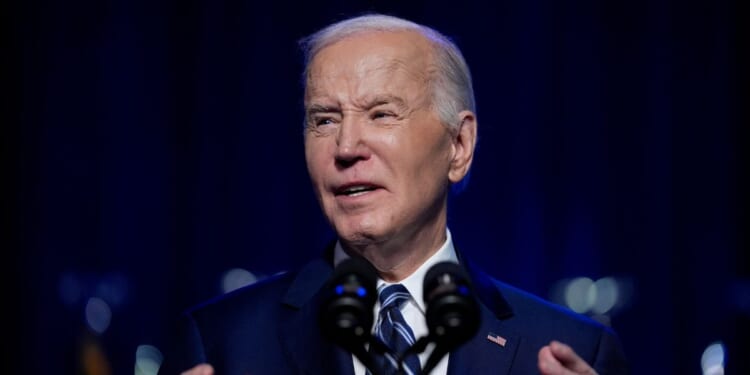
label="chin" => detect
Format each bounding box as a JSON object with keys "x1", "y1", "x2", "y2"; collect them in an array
[
  {"x1": 334, "y1": 219, "x2": 384, "y2": 247},
  {"x1": 337, "y1": 227, "x2": 376, "y2": 245}
]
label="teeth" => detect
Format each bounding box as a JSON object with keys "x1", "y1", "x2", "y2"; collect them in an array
[
  {"x1": 346, "y1": 186, "x2": 368, "y2": 193},
  {"x1": 342, "y1": 186, "x2": 374, "y2": 195}
]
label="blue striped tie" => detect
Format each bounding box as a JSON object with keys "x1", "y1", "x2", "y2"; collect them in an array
[{"x1": 371, "y1": 284, "x2": 421, "y2": 375}]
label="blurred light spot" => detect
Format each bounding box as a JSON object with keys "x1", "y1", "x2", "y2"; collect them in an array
[
  {"x1": 564, "y1": 277, "x2": 596, "y2": 313},
  {"x1": 96, "y1": 272, "x2": 129, "y2": 308},
  {"x1": 701, "y1": 341, "x2": 725, "y2": 375},
  {"x1": 591, "y1": 277, "x2": 619, "y2": 314},
  {"x1": 135, "y1": 344, "x2": 163, "y2": 375},
  {"x1": 59, "y1": 272, "x2": 83, "y2": 307},
  {"x1": 221, "y1": 268, "x2": 257, "y2": 294},
  {"x1": 81, "y1": 335, "x2": 112, "y2": 375},
  {"x1": 85, "y1": 297, "x2": 112, "y2": 334},
  {"x1": 552, "y1": 275, "x2": 636, "y2": 317}
]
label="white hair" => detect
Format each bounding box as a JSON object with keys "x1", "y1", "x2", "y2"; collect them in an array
[{"x1": 299, "y1": 14, "x2": 476, "y2": 129}]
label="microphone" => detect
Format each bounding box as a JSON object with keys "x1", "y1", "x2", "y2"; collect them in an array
[
  {"x1": 318, "y1": 256, "x2": 385, "y2": 375},
  {"x1": 419, "y1": 261, "x2": 480, "y2": 374}
]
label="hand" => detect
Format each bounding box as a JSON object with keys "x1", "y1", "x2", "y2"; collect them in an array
[
  {"x1": 538, "y1": 340, "x2": 597, "y2": 375},
  {"x1": 180, "y1": 363, "x2": 214, "y2": 375}
]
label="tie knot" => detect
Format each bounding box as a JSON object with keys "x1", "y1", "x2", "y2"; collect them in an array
[{"x1": 379, "y1": 284, "x2": 411, "y2": 310}]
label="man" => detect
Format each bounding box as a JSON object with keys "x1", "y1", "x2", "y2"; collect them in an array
[{"x1": 161, "y1": 14, "x2": 628, "y2": 375}]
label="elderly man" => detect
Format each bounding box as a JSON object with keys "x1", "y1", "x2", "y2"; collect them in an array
[{"x1": 161, "y1": 14, "x2": 628, "y2": 375}]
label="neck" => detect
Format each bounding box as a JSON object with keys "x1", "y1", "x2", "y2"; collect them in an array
[{"x1": 342, "y1": 207, "x2": 448, "y2": 283}]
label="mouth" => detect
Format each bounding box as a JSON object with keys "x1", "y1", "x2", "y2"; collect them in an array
[{"x1": 334, "y1": 183, "x2": 382, "y2": 197}]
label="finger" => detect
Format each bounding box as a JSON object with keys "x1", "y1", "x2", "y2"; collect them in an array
[
  {"x1": 180, "y1": 363, "x2": 214, "y2": 375},
  {"x1": 549, "y1": 341, "x2": 597, "y2": 374},
  {"x1": 538, "y1": 345, "x2": 569, "y2": 375}
]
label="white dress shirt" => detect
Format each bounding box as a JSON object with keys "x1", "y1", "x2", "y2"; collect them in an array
[{"x1": 333, "y1": 229, "x2": 459, "y2": 375}]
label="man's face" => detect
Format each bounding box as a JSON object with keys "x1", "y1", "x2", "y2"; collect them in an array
[{"x1": 304, "y1": 31, "x2": 462, "y2": 252}]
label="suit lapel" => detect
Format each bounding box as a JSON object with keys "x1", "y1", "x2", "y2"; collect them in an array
[
  {"x1": 276, "y1": 245, "x2": 522, "y2": 374},
  {"x1": 447, "y1": 259, "x2": 520, "y2": 375},
  {"x1": 278, "y1": 258, "x2": 355, "y2": 375},
  {"x1": 447, "y1": 305, "x2": 520, "y2": 374}
]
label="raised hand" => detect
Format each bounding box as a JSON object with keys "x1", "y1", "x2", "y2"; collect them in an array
[
  {"x1": 538, "y1": 340, "x2": 598, "y2": 375},
  {"x1": 179, "y1": 363, "x2": 214, "y2": 375}
]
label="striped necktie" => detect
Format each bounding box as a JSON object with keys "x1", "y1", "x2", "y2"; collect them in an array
[{"x1": 371, "y1": 284, "x2": 421, "y2": 375}]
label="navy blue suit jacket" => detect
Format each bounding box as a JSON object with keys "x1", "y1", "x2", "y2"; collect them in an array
[{"x1": 160, "y1": 253, "x2": 629, "y2": 374}]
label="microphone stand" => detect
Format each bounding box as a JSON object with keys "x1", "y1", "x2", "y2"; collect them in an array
[
  {"x1": 356, "y1": 336, "x2": 392, "y2": 375},
  {"x1": 419, "y1": 344, "x2": 449, "y2": 375},
  {"x1": 395, "y1": 335, "x2": 452, "y2": 375},
  {"x1": 365, "y1": 335, "x2": 433, "y2": 375},
  {"x1": 395, "y1": 336, "x2": 434, "y2": 374}
]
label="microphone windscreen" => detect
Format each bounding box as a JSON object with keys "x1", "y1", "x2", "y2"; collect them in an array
[
  {"x1": 319, "y1": 256, "x2": 378, "y2": 348},
  {"x1": 423, "y1": 261, "x2": 480, "y2": 348}
]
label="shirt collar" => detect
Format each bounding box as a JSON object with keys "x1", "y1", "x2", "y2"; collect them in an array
[{"x1": 333, "y1": 228, "x2": 459, "y2": 313}]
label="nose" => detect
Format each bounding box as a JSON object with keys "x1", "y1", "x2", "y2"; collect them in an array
[{"x1": 334, "y1": 116, "x2": 371, "y2": 168}]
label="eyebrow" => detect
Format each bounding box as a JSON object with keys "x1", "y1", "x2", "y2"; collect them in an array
[
  {"x1": 305, "y1": 103, "x2": 340, "y2": 116},
  {"x1": 305, "y1": 94, "x2": 409, "y2": 116},
  {"x1": 364, "y1": 94, "x2": 408, "y2": 111}
]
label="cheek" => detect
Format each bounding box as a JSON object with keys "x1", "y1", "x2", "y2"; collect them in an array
[
  {"x1": 304, "y1": 142, "x2": 326, "y2": 180},
  {"x1": 382, "y1": 132, "x2": 399, "y2": 147},
  {"x1": 409, "y1": 134, "x2": 451, "y2": 170},
  {"x1": 407, "y1": 142, "x2": 454, "y2": 195}
]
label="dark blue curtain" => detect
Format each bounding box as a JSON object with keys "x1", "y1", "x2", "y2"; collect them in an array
[{"x1": 6, "y1": 0, "x2": 747, "y2": 374}]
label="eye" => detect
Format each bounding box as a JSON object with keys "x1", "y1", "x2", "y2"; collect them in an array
[
  {"x1": 309, "y1": 116, "x2": 337, "y2": 127},
  {"x1": 316, "y1": 118, "x2": 334, "y2": 126},
  {"x1": 371, "y1": 111, "x2": 393, "y2": 120}
]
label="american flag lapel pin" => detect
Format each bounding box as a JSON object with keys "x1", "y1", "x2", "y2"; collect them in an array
[{"x1": 486, "y1": 332, "x2": 507, "y2": 347}]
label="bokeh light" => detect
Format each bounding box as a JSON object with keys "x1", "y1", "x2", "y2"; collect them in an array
[
  {"x1": 96, "y1": 272, "x2": 129, "y2": 308},
  {"x1": 85, "y1": 297, "x2": 112, "y2": 334},
  {"x1": 591, "y1": 277, "x2": 619, "y2": 314},
  {"x1": 135, "y1": 344, "x2": 163, "y2": 375},
  {"x1": 551, "y1": 276, "x2": 633, "y2": 317},
  {"x1": 701, "y1": 341, "x2": 725, "y2": 375},
  {"x1": 221, "y1": 268, "x2": 258, "y2": 294},
  {"x1": 564, "y1": 277, "x2": 596, "y2": 313}
]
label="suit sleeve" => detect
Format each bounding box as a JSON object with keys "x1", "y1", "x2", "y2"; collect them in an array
[
  {"x1": 592, "y1": 327, "x2": 630, "y2": 375},
  {"x1": 158, "y1": 312, "x2": 208, "y2": 375}
]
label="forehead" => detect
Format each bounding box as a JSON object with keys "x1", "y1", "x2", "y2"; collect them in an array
[{"x1": 305, "y1": 31, "x2": 434, "y2": 101}]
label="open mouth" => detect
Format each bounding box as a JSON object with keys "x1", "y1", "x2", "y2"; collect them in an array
[{"x1": 334, "y1": 184, "x2": 380, "y2": 197}]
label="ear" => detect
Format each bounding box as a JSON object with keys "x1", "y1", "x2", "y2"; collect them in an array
[{"x1": 448, "y1": 110, "x2": 477, "y2": 184}]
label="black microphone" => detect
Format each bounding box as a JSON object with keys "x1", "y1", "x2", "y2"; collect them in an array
[
  {"x1": 419, "y1": 261, "x2": 481, "y2": 374},
  {"x1": 319, "y1": 256, "x2": 385, "y2": 375}
]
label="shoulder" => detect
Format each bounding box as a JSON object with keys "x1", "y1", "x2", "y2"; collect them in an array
[
  {"x1": 487, "y1": 276, "x2": 627, "y2": 366},
  {"x1": 496, "y1": 280, "x2": 593, "y2": 322},
  {"x1": 492, "y1": 277, "x2": 613, "y2": 334},
  {"x1": 456, "y1": 255, "x2": 629, "y2": 373},
  {"x1": 182, "y1": 257, "x2": 333, "y2": 324},
  {"x1": 159, "y1": 270, "x2": 305, "y2": 374},
  {"x1": 189, "y1": 271, "x2": 294, "y2": 314},
  {"x1": 465, "y1": 259, "x2": 606, "y2": 332}
]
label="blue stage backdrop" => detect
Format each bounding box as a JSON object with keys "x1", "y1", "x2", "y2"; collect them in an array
[{"x1": 6, "y1": 0, "x2": 747, "y2": 374}]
